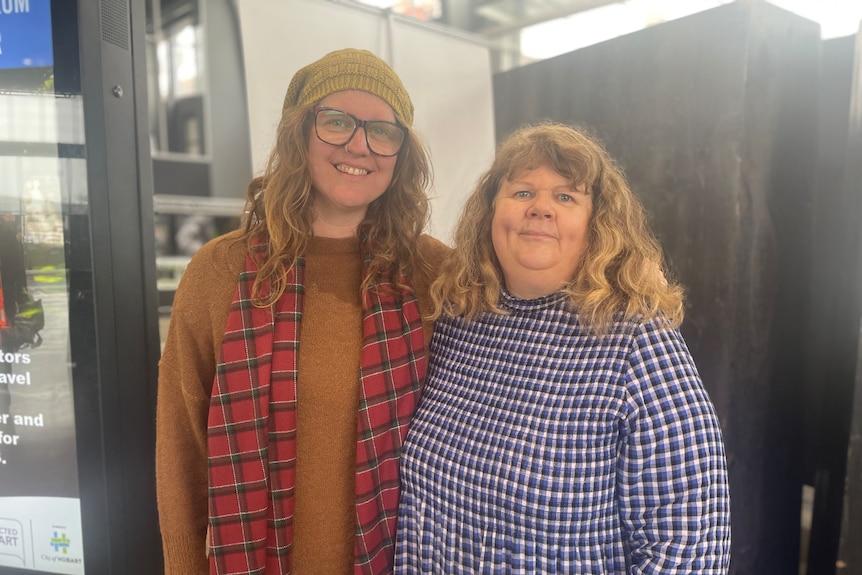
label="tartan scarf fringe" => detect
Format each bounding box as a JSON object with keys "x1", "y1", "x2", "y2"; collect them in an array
[{"x1": 207, "y1": 239, "x2": 425, "y2": 575}]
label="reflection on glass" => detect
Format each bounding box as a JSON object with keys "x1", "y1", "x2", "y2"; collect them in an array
[
  {"x1": 171, "y1": 24, "x2": 201, "y2": 98},
  {"x1": 146, "y1": 0, "x2": 205, "y2": 155},
  {"x1": 0, "y1": 1, "x2": 87, "y2": 573}
]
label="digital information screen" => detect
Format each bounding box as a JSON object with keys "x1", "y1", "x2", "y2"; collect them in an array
[
  {"x1": 1, "y1": 1, "x2": 86, "y2": 573},
  {"x1": 0, "y1": 0, "x2": 53, "y2": 71}
]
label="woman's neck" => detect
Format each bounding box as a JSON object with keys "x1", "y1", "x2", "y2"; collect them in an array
[
  {"x1": 311, "y1": 218, "x2": 360, "y2": 238},
  {"x1": 310, "y1": 195, "x2": 367, "y2": 238}
]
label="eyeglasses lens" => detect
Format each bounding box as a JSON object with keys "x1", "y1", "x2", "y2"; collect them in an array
[{"x1": 315, "y1": 109, "x2": 403, "y2": 156}]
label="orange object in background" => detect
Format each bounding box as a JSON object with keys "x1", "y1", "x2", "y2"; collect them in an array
[{"x1": 0, "y1": 281, "x2": 7, "y2": 328}]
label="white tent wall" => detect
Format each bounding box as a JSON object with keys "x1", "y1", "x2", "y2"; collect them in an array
[{"x1": 235, "y1": 0, "x2": 496, "y2": 243}]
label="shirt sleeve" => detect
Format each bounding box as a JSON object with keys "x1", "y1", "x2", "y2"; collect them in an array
[{"x1": 617, "y1": 320, "x2": 731, "y2": 574}]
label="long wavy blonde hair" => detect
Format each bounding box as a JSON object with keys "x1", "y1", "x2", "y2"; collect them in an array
[
  {"x1": 431, "y1": 122, "x2": 683, "y2": 332},
  {"x1": 242, "y1": 102, "x2": 432, "y2": 304}
]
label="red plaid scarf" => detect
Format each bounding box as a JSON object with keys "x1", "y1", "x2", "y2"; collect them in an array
[{"x1": 207, "y1": 238, "x2": 426, "y2": 575}]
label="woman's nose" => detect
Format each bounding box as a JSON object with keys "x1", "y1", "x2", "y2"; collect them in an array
[
  {"x1": 343, "y1": 127, "x2": 371, "y2": 155},
  {"x1": 529, "y1": 197, "x2": 554, "y2": 219}
]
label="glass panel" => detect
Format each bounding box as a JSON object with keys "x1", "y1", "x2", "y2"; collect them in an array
[
  {"x1": 0, "y1": 1, "x2": 87, "y2": 573},
  {"x1": 145, "y1": 0, "x2": 206, "y2": 155}
]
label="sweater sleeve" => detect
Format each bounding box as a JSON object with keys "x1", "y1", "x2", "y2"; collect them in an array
[
  {"x1": 156, "y1": 232, "x2": 245, "y2": 575},
  {"x1": 616, "y1": 320, "x2": 731, "y2": 574}
]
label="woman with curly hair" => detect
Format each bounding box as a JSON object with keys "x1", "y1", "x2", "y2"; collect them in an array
[
  {"x1": 156, "y1": 49, "x2": 449, "y2": 575},
  {"x1": 395, "y1": 123, "x2": 731, "y2": 574}
]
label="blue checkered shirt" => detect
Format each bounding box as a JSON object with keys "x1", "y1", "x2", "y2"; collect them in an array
[{"x1": 395, "y1": 291, "x2": 731, "y2": 574}]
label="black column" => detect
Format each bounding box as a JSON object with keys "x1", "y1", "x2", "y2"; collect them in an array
[{"x1": 76, "y1": 0, "x2": 162, "y2": 573}]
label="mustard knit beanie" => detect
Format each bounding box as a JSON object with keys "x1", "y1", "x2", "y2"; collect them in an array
[{"x1": 283, "y1": 48, "x2": 414, "y2": 127}]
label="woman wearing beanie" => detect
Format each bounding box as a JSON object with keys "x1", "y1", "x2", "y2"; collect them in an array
[{"x1": 155, "y1": 49, "x2": 449, "y2": 575}]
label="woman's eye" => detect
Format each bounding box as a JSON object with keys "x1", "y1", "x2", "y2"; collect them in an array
[
  {"x1": 321, "y1": 112, "x2": 353, "y2": 130},
  {"x1": 514, "y1": 190, "x2": 532, "y2": 198},
  {"x1": 558, "y1": 193, "x2": 573, "y2": 202}
]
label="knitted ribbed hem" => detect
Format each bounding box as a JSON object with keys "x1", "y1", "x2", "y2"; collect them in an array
[{"x1": 162, "y1": 533, "x2": 208, "y2": 575}]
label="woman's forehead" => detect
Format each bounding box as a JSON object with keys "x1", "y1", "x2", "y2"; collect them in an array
[
  {"x1": 317, "y1": 90, "x2": 396, "y2": 121},
  {"x1": 504, "y1": 164, "x2": 589, "y2": 187}
]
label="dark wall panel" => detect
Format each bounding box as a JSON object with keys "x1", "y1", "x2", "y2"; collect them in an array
[
  {"x1": 835, "y1": 30, "x2": 862, "y2": 575},
  {"x1": 804, "y1": 33, "x2": 862, "y2": 575},
  {"x1": 839, "y1": 328, "x2": 862, "y2": 574},
  {"x1": 494, "y1": 2, "x2": 819, "y2": 573}
]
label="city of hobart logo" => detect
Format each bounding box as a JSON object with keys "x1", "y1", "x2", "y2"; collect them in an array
[{"x1": 50, "y1": 531, "x2": 70, "y2": 554}]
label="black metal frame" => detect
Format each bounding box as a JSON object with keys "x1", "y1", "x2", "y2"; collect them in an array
[
  {"x1": 1, "y1": 2, "x2": 159, "y2": 575},
  {"x1": 0, "y1": 1, "x2": 161, "y2": 574},
  {"x1": 73, "y1": 0, "x2": 163, "y2": 572}
]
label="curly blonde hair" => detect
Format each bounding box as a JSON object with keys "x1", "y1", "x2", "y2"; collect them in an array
[
  {"x1": 242, "y1": 103, "x2": 431, "y2": 304},
  {"x1": 432, "y1": 122, "x2": 683, "y2": 332}
]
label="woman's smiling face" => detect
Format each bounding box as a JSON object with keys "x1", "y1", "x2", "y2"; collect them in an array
[
  {"x1": 307, "y1": 90, "x2": 398, "y2": 232},
  {"x1": 491, "y1": 164, "x2": 593, "y2": 299}
]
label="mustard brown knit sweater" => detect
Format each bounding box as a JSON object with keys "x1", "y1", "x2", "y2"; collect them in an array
[{"x1": 156, "y1": 230, "x2": 449, "y2": 575}]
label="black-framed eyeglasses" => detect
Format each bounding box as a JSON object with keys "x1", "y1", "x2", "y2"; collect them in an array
[{"x1": 313, "y1": 106, "x2": 406, "y2": 157}]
